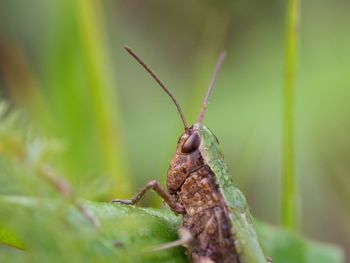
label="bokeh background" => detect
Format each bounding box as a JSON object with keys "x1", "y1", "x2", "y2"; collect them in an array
[{"x1": 0, "y1": 0, "x2": 349, "y2": 261}]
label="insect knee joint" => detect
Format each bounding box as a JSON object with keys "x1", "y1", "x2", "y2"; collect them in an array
[{"x1": 148, "y1": 180, "x2": 159, "y2": 188}]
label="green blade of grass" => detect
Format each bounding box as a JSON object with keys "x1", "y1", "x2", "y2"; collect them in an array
[
  {"x1": 282, "y1": 0, "x2": 300, "y2": 230},
  {"x1": 74, "y1": 0, "x2": 131, "y2": 197}
]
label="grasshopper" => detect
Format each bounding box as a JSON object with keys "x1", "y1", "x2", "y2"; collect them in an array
[{"x1": 113, "y1": 46, "x2": 269, "y2": 263}]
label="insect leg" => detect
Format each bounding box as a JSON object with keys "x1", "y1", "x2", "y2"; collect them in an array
[
  {"x1": 150, "y1": 227, "x2": 193, "y2": 251},
  {"x1": 192, "y1": 255, "x2": 215, "y2": 263},
  {"x1": 111, "y1": 180, "x2": 185, "y2": 214},
  {"x1": 214, "y1": 207, "x2": 225, "y2": 249}
]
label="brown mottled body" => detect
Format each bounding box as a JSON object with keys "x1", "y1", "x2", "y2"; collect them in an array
[{"x1": 166, "y1": 130, "x2": 239, "y2": 263}]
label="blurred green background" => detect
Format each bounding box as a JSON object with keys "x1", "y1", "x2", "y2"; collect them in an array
[{"x1": 0, "y1": 0, "x2": 349, "y2": 261}]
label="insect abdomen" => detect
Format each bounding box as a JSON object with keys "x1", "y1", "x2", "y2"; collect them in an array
[{"x1": 178, "y1": 165, "x2": 240, "y2": 263}]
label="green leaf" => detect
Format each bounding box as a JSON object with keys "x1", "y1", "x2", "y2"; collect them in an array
[
  {"x1": 0, "y1": 227, "x2": 25, "y2": 250},
  {"x1": 0, "y1": 197, "x2": 343, "y2": 263},
  {"x1": 0, "y1": 196, "x2": 186, "y2": 263}
]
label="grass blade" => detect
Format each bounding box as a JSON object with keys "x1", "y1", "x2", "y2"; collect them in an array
[
  {"x1": 282, "y1": 0, "x2": 300, "y2": 230},
  {"x1": 74, "y1": 0, "x2": 131, "y2": 197}
]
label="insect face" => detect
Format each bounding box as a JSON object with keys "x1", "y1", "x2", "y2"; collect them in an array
[{"x1": 166, "y1": 127, "x2": 204, "y2": 194}]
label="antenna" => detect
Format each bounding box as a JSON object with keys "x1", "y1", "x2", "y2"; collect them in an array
[
  {"x1": 124, "y1": 46, "x2": 188, "y2": 130},
  {"x1": 197, "y1": 51, "x2": 226, "y2": 124}
]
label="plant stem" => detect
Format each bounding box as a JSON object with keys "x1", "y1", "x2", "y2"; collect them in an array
[{"x1": 282, "y1": 0, "x2": 300, "y2": 230}]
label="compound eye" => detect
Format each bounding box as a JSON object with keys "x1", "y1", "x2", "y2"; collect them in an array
[{"x1": 181, "y1": 132, "x2": 201, "y2": 153}]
